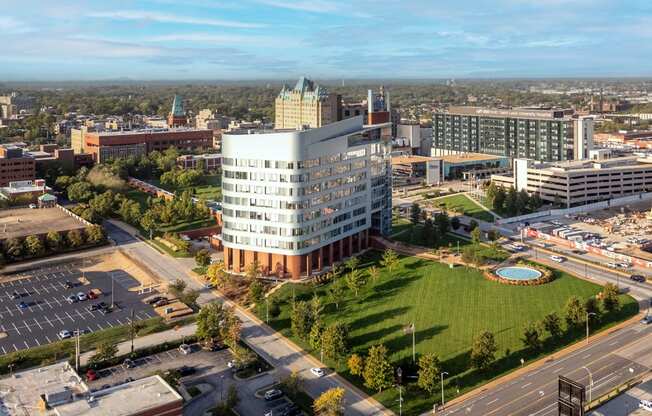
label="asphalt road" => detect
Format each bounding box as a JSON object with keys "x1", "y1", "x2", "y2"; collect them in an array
[{"x1": 0, "y1": 261, "x2": 157, "y2": 354}]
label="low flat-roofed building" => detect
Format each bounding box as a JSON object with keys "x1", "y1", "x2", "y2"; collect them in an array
[
  {"x1": 0, "y1": 179, "x2": 51, "y2": 203},
  {"x1": 0, "y1": 362, "x2": 182, "y2": 416},
  {"x1": 177, "y1": 153, "x2": 222, "y2": 171},
  {"x1": 492, "y1": 156, "x2": 652, "y2": 207}
]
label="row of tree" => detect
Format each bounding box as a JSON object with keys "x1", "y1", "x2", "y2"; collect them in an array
[
  {"x1": 0, "y1": 226, "x2": 105, "y2": 265},
  {"x1": 485, "y1": 182, "x2": 543, "y2": 216}
]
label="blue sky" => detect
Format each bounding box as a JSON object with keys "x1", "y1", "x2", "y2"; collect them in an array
[{"x1": 1, "y1": 0, "x2": 651, "y2": 80}]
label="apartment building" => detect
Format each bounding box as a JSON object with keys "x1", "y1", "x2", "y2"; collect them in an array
[
  {"x1": 275, "y1": 77, "x2": 341, "y2": 129},
  {"x1": 0, "y1": 146, "x2": 35, "y2": 186},
  {"x1": 492, "y1": 156, "x2": 652, "y2": 207},
  {"x1": 221, "y1": 116, "x2": 392, "y2": 279},
  {"x1": 167, "y1": 94, "x2": 188, "y2": 127},
  {"x1": 432, "y1": 106, "x2": 593, "y2": 162}
]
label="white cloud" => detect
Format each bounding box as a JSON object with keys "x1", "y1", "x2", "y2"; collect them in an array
[
  {"x1": 87, "y1": 10, "x2": 264, "y2": 29},
  {"x1": 144, "y1": 32, "x2": 302, "y2": 47},
  {"x1": 0, "y1": 16, "x2": 33, "y2": 34},
  {"x1": 255, "y1": 0, "x2": 340, "y2": 13}
]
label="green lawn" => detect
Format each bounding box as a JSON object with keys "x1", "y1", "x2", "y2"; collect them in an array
[
  {"x1": 433, "y1": 193, "x2": 495, "y2": 223},
  {"x1": 259, "y1": 251, "x2": 638, "y2": 415},
  {"x1": 391, "y1": 217, "x2": 470, "y2": 250},
  {"x1": 150, "y1": 174, "x2": 222, "y2": 201}
]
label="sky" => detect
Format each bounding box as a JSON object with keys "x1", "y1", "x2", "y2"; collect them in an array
[{"x1": 1, "y1": 0, "x2": 651, "y2": 81}]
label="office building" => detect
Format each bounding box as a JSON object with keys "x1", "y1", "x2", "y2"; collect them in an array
[
  {"x1": 167, "y1": 94, "x2": 187, "y2": 127},
  {"x1": 392, "y1": 153, "x2": 508, "y2": 185},
  {"x1": 177, "y1": 153, "x2": 222, "y2": 171},
  {"x1": 491, "y1": 156, "x2": 652, "y2": 207},
  {"x1": 0, "y1": 145, "x2": 36, "y2": 186},
  {"x1": 0, "y1": 92, "x2": 35, "y2": 119},
  {"x1": 275, "y1": 77, "x2": 340, "y2": 129},
  {"x1": 342, "y1": 86, "x2": 399, "y2": 137},
  {"x1": 221, "y1": 116, "x2": 392, "y2": 279},
  {"x1": 80, "y1": 128, "x2": 212, "y2": 163},
  {"x1": 432, "y1": 106, "x2": 593, "y2": 162}
]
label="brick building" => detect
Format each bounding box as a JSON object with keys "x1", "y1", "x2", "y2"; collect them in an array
[{"x1": 0, "y1": 145, "x2": 36, "y2": 186}]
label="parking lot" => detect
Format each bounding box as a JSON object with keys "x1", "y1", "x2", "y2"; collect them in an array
[{"x1": 0, "y1": 261, "x2": 157, "y2": 354}]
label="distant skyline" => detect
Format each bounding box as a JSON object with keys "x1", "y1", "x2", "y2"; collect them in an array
[{"x1": 2, "y1": 0, "x2": 652, "y2": 81}]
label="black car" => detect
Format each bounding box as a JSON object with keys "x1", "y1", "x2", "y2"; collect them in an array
[
  {"x1": 98, "y1": 306, "x2": 112, "y2": 315},
  {"x1": 178, "y1": 366, "x2": 196, "y2": 376},
  {"x1": 10, "y1": 292, "x2": 20, "y2": 300},
  {"x1": 281, "y1": 404, "x2": 300, "y2": 416},
  {"x1": 630, "y1": 274, "x2": 646, "y2": 283},
  {"x1": 87, "y1": 304, "x2": 101, "y2": 312},
  {"x1": 145, "y1": 296, "x2": 164, "y2": 305},
  {"x1": 64, "y1": 281, "x2": 75, "y2": 289}
]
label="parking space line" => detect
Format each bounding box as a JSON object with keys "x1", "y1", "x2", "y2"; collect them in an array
[
  {"x1": 23, "y1": 341, "x2": 29, "y2": 349},
  {"x1": 33, "y1": 287, "x2": 40, "y2": 295},
  {"x1": 54, "y1": 298, "x2": 62, "y2": 306},
  {"x1": 107, "y1": 321, "x2": 114, "y2": 328},
  {"x1": 12, "y1": 344, "x2": 17, "y2": 351},
  {"x1": 45, "y1": 335, "x2": 52, "y2": 343},
  {"x1": 65, "y1": 311, "x2": 74, "y2": 321},
  {"x1": 44, "y1": 316, "x2": 54, "y2": 328},
  {"x1": 1, "y1": 346, "x2": 5, "y2": 354},
  {"x1": 34, "y1": 318, "x2": 43, "y2": 330},
  {"x1": 12, "y1": 322, "x2": 20, "y2": 335},
  {"x1": 41, "y1": 285, "x2": 49, "y2": 294},
  {"x1": 76, "y1": 309, "x2": 86, "y2": 320},
  {"x1": 116, "y1": 318, "x2": 124, "y2": 325},
  {"x1": 34, "y1": 338, "x2": 40, "y2": 346},
  {"x1": 22, "y1": 321, "x2": 32, "y2": 333},
  {"x1": 5, "y1": 306, "x2": 13, "y2": 317},
  {"x1": 54, "y1": 313, "x2": 65, "y2": 325}
]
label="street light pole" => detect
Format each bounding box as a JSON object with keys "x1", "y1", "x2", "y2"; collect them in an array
[
  {"x1": 110, "y1": 272, "x2": 115, "y2": 309},
  {"x1": 130, "y1": 309, "x2": 135, "y2": 354},
  {"x1": 581, "y1": 366, "x2": 593, "y2": 404},
  {"x1": 441, "y1": 371, "x2": 449, "y2": 409},
  {"x1": 586, "y1": 312, "x2": 597, "y2": 345}
]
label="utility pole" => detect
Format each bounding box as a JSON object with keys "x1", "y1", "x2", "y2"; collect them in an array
[
  {"x1": 111, "y1": 272, "x2": 115, "y2": 309},
  {"x1": 130, "y1": 309, "x2": 135, "y2": 354},
  {"x1": 75, "y1": 328, "x2": 80, "y2": 372},
  {"x1": 266, "y1": 297, "x2": 269, "y2": 324}
]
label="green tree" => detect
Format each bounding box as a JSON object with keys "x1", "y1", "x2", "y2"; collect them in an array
[
  {"x1": 505, "y1": 186, "x2": 518, "y2": 216},
  {"x1": 521, "y1": 322, "x2": 543, "y2": 351},
  {"x1": 542, "y1": 312, "x2": 563, "y2": 339},
  {"x1": 322, "y1": 322, "x2": 349, "y2": 362},
  {"x1": 89, "y1": 191, "x2": 115, "y2": 217},
  {"x1": 564, "y1": 296, "x2": 586, "y2": 328},
  {"x1": 422, "y1": 218, "x2": 435, "y2": 245},
  {"x1": 380, "y1": 248, "x2": 399, "y2": 272},
  {"x1": 470, "y1": 330, "x2": 498, "y2": 371},
  {"x1": 345, "y1": 269, "x2": 365, "y2": 297},
  {"x1": 67, "y1": 181, "x2": 94, "y2": 202},
  {"x1": 89, "y1": 340, "x2": 118, "y2": 364},
  {"x1": 45, "y1": 231, "x2": 62, "y2": 251},
  {"x1": 66, "y1": 229, "x2": 84, "y2": 248},
  {"x1": 493, "y1": 186, "x2": 507, "y2": 212},
  {"x1": 291, "y1": 300, "x2": 313, "y2": 341},
  {"x1": 584, "y1": 297, "x2": 600, "y2": 317},
  {"x1": 344, "y1": 256, "x2": 360, "y2": 272},
  {"x1": 85, "y1": 225, "x2": 105, "y2": 244},
  {"x1": 348, "y1": 353, "x2": 364, "y2": 377},
  {"x1": 529, "y1": 193, "x2": 543, "y2": 211},
  {"x1": 516, "y1": 189, "x2": 530, "y2": 214},
  {"x1": 244, "y1": 259, "x2": 261, "y2": 280},
  {"x1": 485, "y1": 182, "x2": 498, "y2": 207},
  {"x1": 248, "y1": 279, "x2": 264, "y2": 304},
  {"x1": 309, "y1": 321, "x2": 325, "y2": 351},
  {"x1": 140, "y1": 210, "x2": 158, "y2": 237},
  {"x1": 468, "y1": 219, "x2": 479, "y2": 231},
  {"x1": 313, "y1": 387, "x2": 345, "y2": 416},
  {"x1": 195, "y1": 302, "x2": 226, "y2": 344},
  {"x1": 327, "y1": 279, "x2": 346, "y2": 310},
  {"x1": 363, "y1": 344, "x2": 393, "y2": 393},
  {"x1": 602, "y1": 283, "x2": 620, "y2": 313},
  {"x1": 451, "y1": 216, "x2": 461, "y2": 230},
  {"x1": 194, "y1": 249, "x2": 211, "y2": 268},
  {"x1": 470, "y1": 227, "x2": 482, "y2": 245},
  {"x1": 410, "y1": 202, "x2": 421, "y2": 225},
  {"x1": 24, "y1": 235, "x2": 44, "y2": 257},
  {"x1": 367, "y1": 266, "x2": 380, "y2": 282},
  {"x1": 4, "y1": 237, "x2": 24, "y2": 259},
  {"x1": 434, "y1": 212, "x2": 450, "y2": 235},
  {"x1": 417, "y1": 353, "x2": 441, "y2": 395},
  {"x1": 168, "y1": 279, "x2": 187, "y2": 299}
]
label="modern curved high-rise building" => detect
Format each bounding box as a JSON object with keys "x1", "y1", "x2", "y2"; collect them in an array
[{"x1": 220, "y1": 116, "x2": 392, "y2": 279}]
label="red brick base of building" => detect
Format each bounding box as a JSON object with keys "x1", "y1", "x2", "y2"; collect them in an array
[{"x1": 223, "y1": 229, "x2": 370, "y2": 280}]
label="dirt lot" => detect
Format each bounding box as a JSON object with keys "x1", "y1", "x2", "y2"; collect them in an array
[
  {"x1": 80, "y1": 250, "x2": 162, "y2": 291},
  {"x1": 0, "y1": 206, "x2": 87, "y2": 240}
]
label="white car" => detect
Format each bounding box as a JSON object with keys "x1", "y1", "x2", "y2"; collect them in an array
[
  {"x1": 227, "y1": 360, "x2": 237, "y2": 368},
  {"x1": 640, "y1": 399, "x2": 652, "y2": 411},
  {"x1": 58, "y1": 330, "x2": 72, "y2": 339},
  {"x1": 310, "y1": 367, "x2": 325, "y2": 377},
  {"x1": 550, "y1": 255, "x2": 566, "y2": 263},
  {"x1": 76, "y1": 292, "x2": 88, "y2": 301},
  {"x1": 179, "y1": 344, "x2": 192, "y2": 355}
]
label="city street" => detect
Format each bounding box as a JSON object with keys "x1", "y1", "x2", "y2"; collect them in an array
[{"x1": 0, "y1": 261, "x2": 157, "y2": 354}]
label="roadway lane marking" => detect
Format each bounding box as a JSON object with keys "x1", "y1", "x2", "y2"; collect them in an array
[
  {"x1": 486, "y1": 398, "x2": 499, "y2": 405},
  {"x1": 553, "y1": 366, "x2": 564, "y2": 373},
  {"x1": 521, "y1": 382, "x2": 532, "y2": 389},
  {"x1": 583, "y1": 354, "x2": 591, "y2": 359}
]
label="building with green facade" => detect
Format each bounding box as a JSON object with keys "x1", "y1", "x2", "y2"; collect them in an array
[{"x1": 432, "y1": 106, "x2": 593, "y2": 162}]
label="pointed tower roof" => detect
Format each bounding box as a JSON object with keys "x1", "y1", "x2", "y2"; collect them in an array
[{"x1": 171, "y1": 94, "x2": 185, "y2": 117}]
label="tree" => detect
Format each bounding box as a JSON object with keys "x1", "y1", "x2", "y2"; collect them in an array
[
  {"x1": 344, "y1": 256, "x2": 360, "y2": 272},
  {"x1": 434, "y1": 212, "x2": 450, "y2": 235},
  {"x1": 584, "y1": 297, "x2": 600, "y2": 318},
  {"x1": 4, "y1": 237, "x2": 24, "y2": 259},
  {"x1": 470, "y1": 330, "x2": 498, "y2": 371},
  {"x1": 380, "y1": 248, "x2": 399, "y2": 272},
  {"x1": 451, "y1": 216, "x2": 461, "y2": 230},
  {"x1": 345, "y1": 269, "x2": 365, "y2": 297},
  {"x1": 322, "y1": 322, "x2": 349, "y2": 362},
  {"x1": 363, "y1": 344, "x2": 393, "y2": 393},
  {"x1": 45, "y1": 231, "x2": 62, "y2": 251},
  {"x1": 564, "y1": 296, "x2": 586, "y2": 328},
  {"x1": 422, "y1": 218, "x2": 435, "y2": 245},
  {"x1": 168, "y1": 279, "x2": 187, "y2": 299},
  {"x1": 67, "y1": 181, "x2": 94, "y2": 202},
  {"x1": 468, "y1": 219, "x2": 479, "y2": 231},
  {"x1": 417, "y1": 353, "x2": 441, "y2": 395},
  {"x1": 493, "y1": 186, "x2": 507, "y2": 212},
  {"x1": 521, "y1": 322, "x2": 543, "y2": 351},
  {"x1": 180, "y1": 289, "x2": 200, "y2": 308},
  {"x1": 504, "y1": 186, "x2": 518, "y2": 216},
  {"x1": 24, "y1": 235, "x2": 44, "y2": 257},
  {"x1": 313, "y1": 387, "x2": 345, "y2": 416},
  {"x1": 280, "y1": 371, "x2": 303, "y2": 397},
  {"x1": 529, "y1": 193, "x2": 543, "y2": 211},
  {"x1": 118, "y1": 199, "x2": 141, "y2": 225},
  {"x1": 348, "y1": 354, "x2": 364, "y2": 377},
  {"x1": 602, "y1": 283, "x2": 620, "y2": 313},
  {"x1": 327, "y1": 279, "x2": 346, "y2": 310},
  {"x1": 66, "y1": 229, "x2": 84, "y2": 248},
  {"x1": 485, "y1": 182, "x2": 498, "y2": 207},
  {"x1": 248, "y1": 280, "x2": 264, "y2": 304},
  {"x1": 194, "y1": 249, "x2": 211, "y2": 268},
  {"x1": 309, "y1": 321, "x2": 325, "y2": 351},
  {"x1": 410, "y1": 202, "x2": 421, "y2": 225},
  {"x1": 85, "y1": 225, "x2": 105, "y2": 244},
  {"x1": 542, "y1": 312, "x2": 562, "y2": 339},
  {"x1": 291, "y1": 300, "x2": 313, "y2": 341},
  {"x1": 310, "y1": 294, "x2": 325, "y2": 323},
  {"x1": 207, "y1": 261, "x2": 230, "y2": 288},
  {"x1": 470, "y1": 227, "x2": 482, "y2": 245},
  {"x1": 90, "y1": 340, "x2": 118, "y2": 364},
  {"x1": 195, "y1": 302, "x2": 226, "y2": 344},
  {"x1": 140, "y1": 210, "x2": 158, "y2": 237},
  {"x1": 367, "y1": 266, "x2": 380, "y2": 282},
  {"x1": 244, "y1": 259, "x2": 261, "y2": 280},
  {"x1": 516, "y1": 189, "x2": 530, "y2": 214}
]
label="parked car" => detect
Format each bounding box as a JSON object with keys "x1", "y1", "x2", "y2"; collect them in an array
[
  {"x1": 640, "y1": 399, "x2": 652, "y2": 411},
  {"x1": 66, "y1": 295, "x2": 78, "y2": 304},
  {"x1": 310, "y1": 367, "x2": 325, "y2": 377},
  {"x1": 10, "y1": 291, "x2": 20, "y2": 300},
  {"x1": 124, "y1": 377, "x2": 135, "y2": 383},
  {"x1": 28, "y1": 203, "x2": 37, "y2": 209},
  {"x1": 550, "y1": 255, "x2": 566, "y2": 263},
  {"x1": 86, "y1": 369, "x2": 98, "y2": 381},
  {"x1": 179, "y1": 344, "x2": 192, "y2": 355},
  {"x1": 87, "y1": 303, "x2": 101, "y2": 312},
  {"x1": 18, "y1": 301, "x2": 28, "y2": 310},
  {"x1": 77, "y1": 292, "x2": 88, "y2": 301},
  {"x1": 264, "y1": 388, "x2": 283, "y2": 401},
  {"x1": 98, "y1": 306, "x2": 112, "y2": 315},
  {"x1": 64, "y1": 281, "x2": 75, "y2": 289},
  {"x1": 178, "y1": 366, "x2": 196, "y2": 376},
  {"x1": 87, "y1": 289, "x2": 100, "y2": 300},
  {"x1": 153, "y1": 298, "x2": 169, "y2": 307},
  {"x1": 123, "y1": 358, "x2": 135, "y2": 369},
  {"x1": 58, "y1": 330, "x2": 72, "y2": 339},
  {"x1": 145, "y1": 296, "x2": 164, "y2": 305},
  {"x1": 640, "y1": 316, "x2": 652, "y2": 325},
  {"x1": 281, "y1": 405, "x2": 300, "y2": 416},
  {"x1": 630, "y1": 274, "x2": 646, "y2": 283}
]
